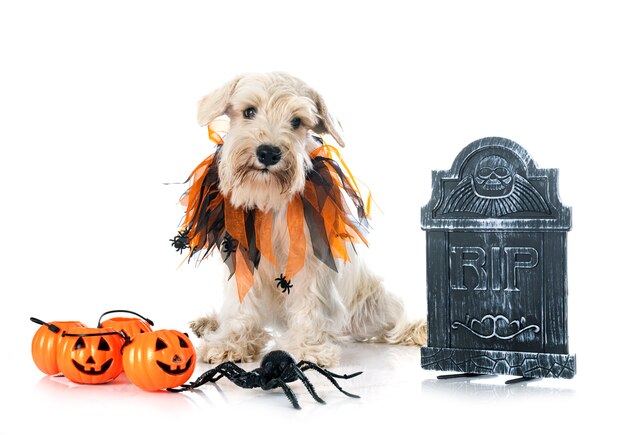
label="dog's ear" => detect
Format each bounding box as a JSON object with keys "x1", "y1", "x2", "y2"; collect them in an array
[
  {"x1": 308, "y1": 89, "x2": 346, "y2": 147},
  {"x1": 197, "y1": 76, "x2": 242, "y2": 126}
]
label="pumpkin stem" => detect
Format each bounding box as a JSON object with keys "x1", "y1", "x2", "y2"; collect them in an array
[
  {"x1": 30, "y1": 317, "x2": 60, "y2": 333},
  {"x1": 97, "y1": 310, "x2": 155, "y2": 328}
]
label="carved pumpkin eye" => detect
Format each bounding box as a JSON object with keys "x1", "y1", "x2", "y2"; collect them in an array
[
  {"x1": 97, "y1": 337, "x2": 111, "y2": 351},
  {"x1": 156, "y1": 338, "x2": 168, "y2": 351},
  {"x1": 74, "y1": 337, "x2": 86, "y2": 350},
  {"x1": 178, "y1": 336, "x2": 189, "y2": 348}
]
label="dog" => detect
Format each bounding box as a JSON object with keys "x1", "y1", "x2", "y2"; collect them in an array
[{"x1": 186, "y1": 72, "x2": 426, "y2": 366}]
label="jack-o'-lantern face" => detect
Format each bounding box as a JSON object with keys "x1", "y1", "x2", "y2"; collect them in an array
[
  {"x1": 123, "y1": 330, "x2": 196, "y2": 391},
  {"x1": 154, "y1": 334, "x2": 194, "y2": 375},
  {"x1": 57, "y1": 327, "x2": 125, "y2": 384},
  {"x1": 70, "y1": 336, "x2": 115, "y2": 375},
  {"x1": 30, "y1": 318, "x2": 86, "y2": 375}
]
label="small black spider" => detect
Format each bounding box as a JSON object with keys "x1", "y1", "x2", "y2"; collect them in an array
[
  {"x1": 168, "y1": 350, "x2": 362, "y2": 409},
  {"x1": 275, "y1": 274, "x2": 293, "y2": 294},
  {"x1": 221, "y1": 234, "x2": 237, "y2": 254},
  {"x1": 219, "y1": 234, "x2": 238, "y2": 261},
  {"x1": 170, "y1": 228, "x2": 190, "y2": 253}
]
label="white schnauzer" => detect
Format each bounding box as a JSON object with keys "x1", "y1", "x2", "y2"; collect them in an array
[{"x1": 179, "y1": 72, "x2": 426, "y2": 366}]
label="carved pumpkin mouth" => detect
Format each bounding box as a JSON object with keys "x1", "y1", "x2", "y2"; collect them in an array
[
  {"x1": 156, "y1": 357, "x2": 193, "y2": 375},
  {"x1": 72, "y1": 358, "x2": 114, "y2": 375}
]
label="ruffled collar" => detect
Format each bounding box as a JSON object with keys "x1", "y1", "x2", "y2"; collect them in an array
[{"x1": 172, "y1": 129, "x2": 370, "y2": 302}]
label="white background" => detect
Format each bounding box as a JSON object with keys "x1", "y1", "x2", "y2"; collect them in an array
[{"x1": 1, "y1": 1, "x2": 624, "y2": 433}]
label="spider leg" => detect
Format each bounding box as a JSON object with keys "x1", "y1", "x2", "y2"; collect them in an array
[
  {"x1": 291, "y1": 365, "x2": 325, "y2": 404},
  {"x1": 298, "y1": 360, "x2": 363, "y2": 379},
  {"x1": 270, "y1": 378, "x2": 301, "y2": 410},
  {"x1": 297, "y1": 361, "x2": 362, "y2": 398},
  {"x1": 167, "y1": 361, "x2": 248, "y2": 392},
  {"x1": 167, "y1": 369, "x2": 218, "y2": 392}
]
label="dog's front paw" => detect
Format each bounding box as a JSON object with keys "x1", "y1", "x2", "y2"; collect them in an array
[
  {"x1": 288, "y1": 341, "x2": 341, "y2": 367},
  {"x1": 197, "y1": 340, "x2": 259, "y2": 364},
  {"x1": 189, "y1": 314, "x2": 219, "y2": 338},
  {"x1": 197, "y1": 326, "x2": 269, "y2": 363}
]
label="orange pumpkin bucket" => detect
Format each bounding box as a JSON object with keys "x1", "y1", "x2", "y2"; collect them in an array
[
  {"x1": 123, "y1": 330, "x2": 196, "y2": 391},
  {"x1": 30, "y1": 317, "x2": 87, "y2": 375},
  {"x1": 97, "y1": 309, "x2": 154, "y2": 339}
]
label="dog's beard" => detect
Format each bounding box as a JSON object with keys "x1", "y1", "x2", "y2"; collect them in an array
[
  {"x1": 234, "y1": 164, "x2": 295, "y2": 195},
  {"x1": 220, "y1": 152, "x2": 307, "y2": 212}
]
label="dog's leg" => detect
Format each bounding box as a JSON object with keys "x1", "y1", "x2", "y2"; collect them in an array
[
  {"x1": 192, "y1": 278, "x2": 271, "y2": 363},
  {"x1": 275, "y1": 265, "x2": 345, "y2": 367},
  {"x1": 189, "y1": 313, "x2": 219, "y2": 338},
  {"x1": 338, "y1": 255, "x2": 427, "y2": 346}
]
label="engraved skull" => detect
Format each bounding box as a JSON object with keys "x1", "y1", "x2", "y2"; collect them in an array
[{"x1": 473, "y1": 156, "x2": 514, "y2": 197}]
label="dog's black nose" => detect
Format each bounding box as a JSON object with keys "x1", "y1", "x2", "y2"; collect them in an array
[{"x1": 256, "y1": 144, "x2": 282, "y2": 167}]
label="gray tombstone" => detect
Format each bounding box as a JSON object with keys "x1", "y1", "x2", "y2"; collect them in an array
[{"x1": 420, "y1": 137, "x2": 576, "y2": 380}]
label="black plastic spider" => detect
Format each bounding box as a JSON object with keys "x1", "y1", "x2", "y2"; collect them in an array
[
  {"x1": 168, "y1": 350, "x2": 362, "y2": 409},
  {"x1": 275, "y1": 274, "x2": 293, "y2": 294},
  {"x1": 170, "y1": 229, "x2": 190, "y2": 253},
  {"x1": 220, "y1": 234, "x2": 237, "y2": 258}
]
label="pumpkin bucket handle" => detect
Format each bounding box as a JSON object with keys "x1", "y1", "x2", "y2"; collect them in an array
[
  {"x1": 30, "y1": 317, "x2": 60, "y2": 333},
  {"x1": 62, "y1": 329, "x2": 130, "y2": 345},
  {"x1": 97, "y1": 310, "x2": 155, "y2": 328}
]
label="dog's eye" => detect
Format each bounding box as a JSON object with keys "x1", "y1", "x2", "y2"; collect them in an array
[
  {"x1": 243, "y1": 107, "x2": 257, "y2": 119},
  {"x1": 290, "y1": 117, "x2": 301, "y2": 129}
]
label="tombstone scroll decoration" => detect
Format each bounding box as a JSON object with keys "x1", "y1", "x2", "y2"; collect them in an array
[{"x1": 420, "y1": 137, "x2": 576, "y2": 380}]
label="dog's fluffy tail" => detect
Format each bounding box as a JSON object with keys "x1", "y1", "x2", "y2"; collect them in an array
[
  {"x1": 339, "y1": 261, "x2": 428, "y2": 347},
  {"x1": 189, "y1": 313, "x2": 220, "y2": 338},
  {"x1": 382, "y1": 318, "x2": 427, "y2": 346}
]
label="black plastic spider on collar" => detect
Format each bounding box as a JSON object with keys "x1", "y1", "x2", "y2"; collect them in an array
[
  {"x1": 275, "y1": 274, "x2": 293, "y2": 294},
  {"x1": 168, "y1": 350, "x2": 362, "y2": 409},
  {"x1": 170, "y1": 228, "x2": 190, "y2": 253},
  {"x1": 220, "y1": 234, "x2": 238, "y2": 261}
]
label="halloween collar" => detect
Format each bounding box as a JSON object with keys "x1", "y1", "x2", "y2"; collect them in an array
[{"x1": 172, "y1": 128, "x2": 371, "y2": 302}]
